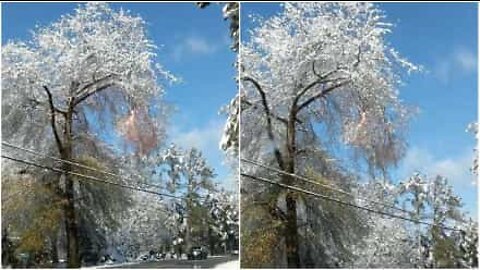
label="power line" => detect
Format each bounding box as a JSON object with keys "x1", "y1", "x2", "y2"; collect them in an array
[
  {"x1": 2, "y1": 141, "x2": 165, "y2": 191},
  {"x1": 1, "y1": 175, "x2": 172, "y2": 217},
  {"x1": 2, "y1": 152, "x2": 208, "y2": 200},
  {"x1": 240, "y1": 172, "x2": 463, "y2": 232},
  {"x1": 2, "y1": 154, "x2": 184, "y2": 200},
  {"x1": 241, "y1": 158, "x2": 416, "y2": 217}
]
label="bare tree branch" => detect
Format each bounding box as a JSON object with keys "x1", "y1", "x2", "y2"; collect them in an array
[
  {"x1": 43, "y1": 86, "x2": 63, "y2": 150},
  {"x1": 242, "y1": 98, "x2": 303, "y2": 125},
  {"x1": 242, "y1": 76, "x2": 285, "y2": 170},
  {"x1": 294, "y1": 78, "x2": 322, "y2": 106},
  {"x1": 353, "y1": 45, "x2": 362, "y2": 68},
  {"x1": 54, "y1": 107, "x2": 68, "y2": 116},
  {"x1": 75, "y1": 73, "x2": 118, "y2": 97},
  {"x1": 312, "y1": 61, "x2": 344, "y2": 80},
  {"x1": 297, "y1": 80, "x2": 350, "y2": 112},
  {"x1": 74, "y1": 83, "x2": 114, "y2": 106},
  {"x1": 294, "y1": 61, "x2": 346, "y2": 106}
]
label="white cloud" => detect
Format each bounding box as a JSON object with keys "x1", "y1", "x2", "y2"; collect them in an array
[
  {"x1": 184, "y1": 36, "x2": 216, "y2": 54},
  {"x1": 170, "y1": 119, "x2": 224, "y2": 153},
  {"x1": 433, "y1": 47, "x2": 477, "y2": 84},
  {"x1": 172, "y1": 35, "x2": 218, "y2": 61},
  {"x1": 454, "y1": 48, "x2": 477, "y2": 72},
  {"x1": 399, "y1": 146, "x2": 475, "y2": 187},
  {"x1": 169, "y1": 119, "x2": 237, "y2": 191}
]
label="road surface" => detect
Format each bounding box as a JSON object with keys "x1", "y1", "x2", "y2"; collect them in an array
[{"x1": 108, "y1": 255, "x2": 238, "y2": 269}]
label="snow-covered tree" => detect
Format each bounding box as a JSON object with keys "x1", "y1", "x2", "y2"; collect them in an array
[
  {"x1": 2, "y1": 3, "x2": 174, "y2": 267},
  {"x1": 398, "y1": 173, "x2": 473, "y2": 268},
  {"x1": 348, "y1": 173, "x2": 476, "y2": 268},
  {"x1": 241, "y1": 2, "x2": 418, "y2": 266},
  {"x1": 455, "y1": 218, "x2": 479, "y2": 268},
  {"x1": 161, "y1": 144, "x2": 216, "y2": 252},
  {"x1": 220, "y1": 95, "x2": 241, "y2": 154},
  {"x1": 350, "y1": 181, "x2": 416, "y2": 268},
  {"x1": 113, "y1": 192, "x2": 169, "y2": 260},
  {"x1": 164, "y1": 201, "x2": 187, "y2": 256},
  {"x1": 350, "y1": 217, "x2": 415, "y2": 268},
  {"x1": 467, "y1": 122, "x2": 478, "y2": 176},
  {"x1": 197, "y1": 2, "x2": 239, "y2": 52},
  {"x1": 204, "y1": 189, "x2": 239, "y2": 254}
]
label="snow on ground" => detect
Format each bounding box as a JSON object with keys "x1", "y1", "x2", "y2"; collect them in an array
[
  {"x1": 82, "y1": 261, "x2": 139, "y2": 269},
  {"x1": 214, "y1": 259, "x2": 239, "y2": 269}
]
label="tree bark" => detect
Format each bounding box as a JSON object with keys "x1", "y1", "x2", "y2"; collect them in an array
[
  {"x1": 51, "y1": 233, "x2": 59, "y2": 266},
  {"x1": 415, "y1": 188, "x2": 422, "y2": 268},
  {"x1": 283, "y1": 105, "x2": 300, "y2": 268},
  {"x1": 185, "y1": 177, "x2": 193, "y2": 254},
  {"x1": 61, "y1": 104, "x2": 80, "y2": 268},
  {"x1": 63, "y1": 170, "x2": 80, "y2": 268},
  {"x1": 44, "y1": 86, "x2": 80, "y2": 267},
  {"x1": 208, "y1": 226, "x2": 215, "y2": 255},
  {"x1": 284, "y1": 192, "x2": 300, "y2": 267}
]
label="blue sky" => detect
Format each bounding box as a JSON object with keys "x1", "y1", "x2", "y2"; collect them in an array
[
  {"x1": 242, "y1": 3, "x2": 478, "y2": 217},
  {"x1": 2, "y1": 3, "x2": 237, "y2": 191},
  {"x1": 381, "y1": 3, "x2": 477, "y2": 218},
  {"x1": 3, "y1": 3, "x2": 478, "y2": 217}
]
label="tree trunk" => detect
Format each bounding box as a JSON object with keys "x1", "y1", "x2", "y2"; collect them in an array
[
  {"x1": 46, "y1": 174, "x2": 62, "y2": 266},
  {"x1": 208, "y1": 227, "x2": 215, "y2": 255},
  {"x1": 283, "y1": 106, "x2": 300, "y2": 268},
  {"x1": 431, "y1": 185, "x2": 439, "y2": 268},
  {"x1": 227, "y1": 232, "x2": 232, "y2": 254},
  {"x1": 284, "y1": 191, "x2": 300, "y2": 267},
  {"x1": 51, "y1": 233, "x2": 59, "y2": 266},
  {"x1": 61, "y1": 107, "x2": 80, "y2": 268},
  {"x1": 64, "y1": 172, "x2": 80, "y2": 268},
  {"x1": 185, "y1": 177, "x2": 193, "y2": 253},
  {"x1": 415, "y1": 189, "x2": 422, "y2": 268}
]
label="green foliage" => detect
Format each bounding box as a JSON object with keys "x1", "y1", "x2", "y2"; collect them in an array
[
  {"x1": 1, "y1": 170, "x2": 62, "y2": 267},
  {"x1": 432, "y1": 232, "x2": 461, "y2": 268},
  {"x1": 241, "y1": 203, "x2": 283, "y2": 268},
  {"x1": 1, "y1": 155, "x2": 133, "y2": 266},
  {"x1": 190, "y1": 203, "x2": 210, "y2": 243},
  {"x1": 17, "y1": 205, "x2": 62, "y2": 253}
]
